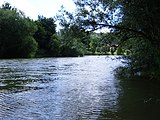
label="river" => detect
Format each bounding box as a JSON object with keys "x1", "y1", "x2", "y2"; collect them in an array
[{"x1": 0, "y1": 56, "x2": 160, "y2": 120}]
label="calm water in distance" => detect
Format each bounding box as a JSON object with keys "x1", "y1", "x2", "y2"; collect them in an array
[{"x1": 0, "y1": 55, "x2": 160, "y2": 120}]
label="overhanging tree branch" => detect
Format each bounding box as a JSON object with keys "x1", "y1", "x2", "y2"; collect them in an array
[{"x1": 88, "y1": 22, "x2": 147, "y2": 38}]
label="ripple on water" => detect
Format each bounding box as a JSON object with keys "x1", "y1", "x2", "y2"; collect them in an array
[{"x1": 0, "y1": 56, "x2": 123, "y2": 120}]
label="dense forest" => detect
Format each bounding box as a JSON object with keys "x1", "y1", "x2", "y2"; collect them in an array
[{"x1": 1, "y1": 0, "x2": 160, "y2": 79}]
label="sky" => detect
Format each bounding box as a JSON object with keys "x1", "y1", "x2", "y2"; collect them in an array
[
  {"x1": 0, "y1": 0, "x2": 109, "y2": 32},
  {"x1": 0, "y1": 0, "x2": 76, "y2": 20}
]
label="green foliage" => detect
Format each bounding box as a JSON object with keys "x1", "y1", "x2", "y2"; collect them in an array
[
  {"x1": 34, "y1": 13, "x2": 88, "y2": 57},
  {"x1": 0, "y1": 5, "x2": 37, "y2": 58},
  {"x1": 73, "y1": 0, "x2": 121, "y2": 31},
  {"x1": 19, "y1": 36, "x2": 38, "y2": 58},
  {"x1": 89, "y1": 34, "x2": 99, "y2": 53},
  {"x1": 117, "y1": 0, "x2": 160, "y2": 78},
  {"x1": 58, "y1": 24, "x2": 87, "y2": 57},
  {"x1": 49, "y1": 34, "x2": 61, "y2": 56},
  {"x1": 70, "y1": 0, "x2": 160, "y2": 78},
  {"x1": 34, "y1": 16, "x2": 57, "y2": 57}
]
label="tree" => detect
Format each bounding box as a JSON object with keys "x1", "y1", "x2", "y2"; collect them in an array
[
  {"x1": 58, "y1": 24, "x2": 87, "y2": 57},
  {"x1": 34, "y1": 16, "x2": 57, "y2": 57},
  {"x1": 1, "y1": 2, "x2": 12, "y2": 10},
  {"x1": 0, "y1": 3, "x2": 38, "y2": 58},
  {"x1": 49, "y1": 34, "x2": 61, "y2": 56},
  {"x1": 56, "y1": 7, "x2": 94, "y2": 56},
  {"x1": 63, "y1": 0, "x2": 160, "y2": 78},
  {"x1": 116, "y1": 0, "x2": 160, "y2": 77}
]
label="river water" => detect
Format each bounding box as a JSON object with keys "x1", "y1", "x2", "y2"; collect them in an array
[{"x1": 0, "y1": 56, "x2": 160, "y2": 120}]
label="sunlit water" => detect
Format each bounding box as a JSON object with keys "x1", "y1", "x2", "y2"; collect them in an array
[
  {"x1": 1, "y1": 56, "x2": 160, "y2": 120},
  {"x1": 0, "y1": 56, "x2": 123, "y2": 120}
]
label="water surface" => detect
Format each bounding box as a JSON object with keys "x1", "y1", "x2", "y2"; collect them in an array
[
  {"x1": 1, "y1": 56, "x2": 160, "y2": 120},
  {"x1": 0, "y1": 56, "x2": 122, "y2": 120}
]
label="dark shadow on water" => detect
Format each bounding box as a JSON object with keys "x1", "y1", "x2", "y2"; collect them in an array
[
  {"x1": 0, "y1": 79, "x2": 42, "y2": 94},
  {"x1": 0, "y1": 85, "x2": 42, "y2": 94},
  {"x1": 98, "y1": 76, "x2": 160, "y2": 120}
]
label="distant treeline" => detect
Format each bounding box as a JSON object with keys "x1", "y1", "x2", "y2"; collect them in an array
[{"x1": 0, "y1": 2, "x2": 124, "y2": 58}]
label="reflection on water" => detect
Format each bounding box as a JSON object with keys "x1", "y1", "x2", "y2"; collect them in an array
[
  {"x1": 99, "y1": 76, "x2": 160, "y2": 120},
  {"x1": 0, "y1": 56, "x2": 122, "y2": 120}
]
